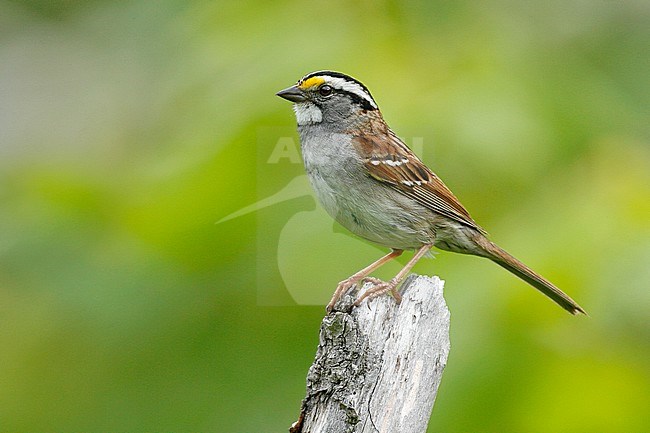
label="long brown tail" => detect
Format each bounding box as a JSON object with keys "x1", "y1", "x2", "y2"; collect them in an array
[{"x1": 476, "y1": 238, "x2": 586, "y2": 315}]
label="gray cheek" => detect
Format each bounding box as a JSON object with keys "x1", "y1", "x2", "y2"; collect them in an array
[{"x1": 322, "y1": 103, "x2": 353, "y2": 124}]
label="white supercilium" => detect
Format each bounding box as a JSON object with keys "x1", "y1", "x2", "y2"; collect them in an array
[{"x1": 326, "y1": 77, "x2": 377, "y2": 109}]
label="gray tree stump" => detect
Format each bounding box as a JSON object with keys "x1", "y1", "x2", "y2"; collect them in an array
[{"x1": 290, "y1": 275, "x2": 450, "y2": 433}]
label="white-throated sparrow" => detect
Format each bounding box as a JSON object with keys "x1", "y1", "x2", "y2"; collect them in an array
[{"x1": 277, "y1": 70, "x2": 585, "y2": 315}]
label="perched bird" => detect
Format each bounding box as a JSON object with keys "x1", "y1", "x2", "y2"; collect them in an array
[{"x1": 276, "y1": 71, "x2": 585, "y2": 315}]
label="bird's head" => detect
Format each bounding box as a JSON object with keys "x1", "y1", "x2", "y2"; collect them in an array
[{"x1": 276, "y1": 71, "x2": 379, "y2": 126}]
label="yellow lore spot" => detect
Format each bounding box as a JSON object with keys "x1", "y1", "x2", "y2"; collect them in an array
[{"x1": 299, "y1": 76, "x2": 325, "y2": 90}]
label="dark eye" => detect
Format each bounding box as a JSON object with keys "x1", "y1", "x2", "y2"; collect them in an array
[{"x1": 319, "y1": 85, "x2": 333, "y2": 97}]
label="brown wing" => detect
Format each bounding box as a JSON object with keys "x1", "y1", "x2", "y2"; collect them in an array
[{"x1": 352, "y1": 130, "x2": 486, "y2": 234}]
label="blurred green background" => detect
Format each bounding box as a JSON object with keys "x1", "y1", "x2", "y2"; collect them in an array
[{"x1": 1, "y1": 0, "x2": 649, "y2": 431}]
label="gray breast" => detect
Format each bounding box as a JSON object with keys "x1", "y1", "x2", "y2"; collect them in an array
[{"x1": 298, "y1": 127, "x2": 435, "y2": 249}]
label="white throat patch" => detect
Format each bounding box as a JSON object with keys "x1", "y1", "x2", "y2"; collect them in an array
[{"x1": 293, "y1": 102, "x2": 322, "y2": 125}]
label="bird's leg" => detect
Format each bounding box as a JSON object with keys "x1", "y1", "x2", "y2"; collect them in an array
[
  {"x1": 326, "y1": 249, "x2": 403, "y2": 312},
  {"x1": 354, "y1": 244, "x2": 432, "y2": 307}
]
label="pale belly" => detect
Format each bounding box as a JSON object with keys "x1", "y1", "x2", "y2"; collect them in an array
[{"x1": 306, "y1": 162, "x2": 436, "y2": 250}]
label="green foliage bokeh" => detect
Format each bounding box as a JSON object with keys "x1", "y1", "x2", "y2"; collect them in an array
[{"x1": 1, "y1": 1, "x2": 649, "y2": 432}]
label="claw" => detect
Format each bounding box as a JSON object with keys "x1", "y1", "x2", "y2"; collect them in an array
[
  {"x1": 326, "y1": 277, "x2": 358, "y2": 312},
  {"x1": 361, "y1": 276, "x2": 384, "y2": 285},
  {"x1": 354, "y1": 278, "x2": 400, "y2": 307}
]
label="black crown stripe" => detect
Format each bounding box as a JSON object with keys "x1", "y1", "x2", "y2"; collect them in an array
[{"x1": 301, "y1": 70, "x2": 375, "y2": 102}]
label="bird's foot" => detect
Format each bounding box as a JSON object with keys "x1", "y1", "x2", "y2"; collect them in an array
[
  {"x1": 353, "y1": 278, "x2": 401, "y2": 307},
  {"x1": 361, "y1": 276, "x2": 384, "y2": 285},
  {"x1": 327, "y1": 276, "x2": 362, "y2": 312}
]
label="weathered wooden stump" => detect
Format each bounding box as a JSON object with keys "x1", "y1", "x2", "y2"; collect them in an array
[{"x1": 290, "y1": 275, "x2": 450, "y2": 433}]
